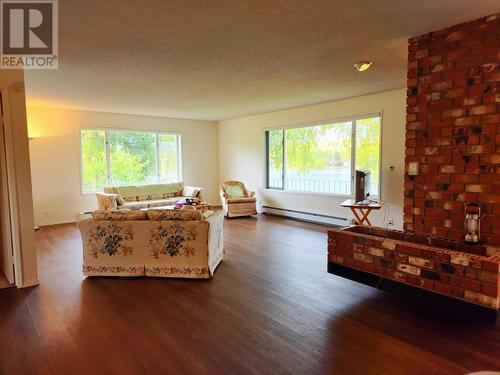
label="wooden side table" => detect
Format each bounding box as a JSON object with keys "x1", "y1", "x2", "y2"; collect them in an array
[{"x1": 340, "y1": 199, "x2": 383, "y2": 226}]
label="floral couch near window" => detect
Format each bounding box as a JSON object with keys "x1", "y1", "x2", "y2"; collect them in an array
[
  {"x1": 78, "y1": 209, "x2": 224, "y2": 279},
  {"x1": 96, "y1": 182, "x2": 203, "y2": 211}
]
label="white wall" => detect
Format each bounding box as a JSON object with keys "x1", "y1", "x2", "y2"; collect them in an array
[
  {"x1": 28, "y1": 87, "x2": 406, "y2": 228},
  {"x1": 27, "y1": 107, "x2": 218, "y2": 226},
  {"x1": 219, "y1": 88, "x2": 406, "y2": 229}
]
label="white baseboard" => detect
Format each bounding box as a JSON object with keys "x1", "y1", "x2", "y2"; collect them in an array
[
  {"x1": 79, "y1": 212, "x2": 92, "y2": 220},
  {"x1": 35, "y1": 216, "x2": 78, "y2": 227},
  {"x1": 262, "y1": 206, "x2": 348, "y2": 226}
]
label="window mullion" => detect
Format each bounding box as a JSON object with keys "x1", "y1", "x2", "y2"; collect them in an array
[
  {"x1": 350, "y1": 120, "x2": 356, "y2": 197},
  {"x1": 176, "y1": 135, "x2": 182, "y2": 182},
  {"x1": 155, "y1": 134, "x2": 160, "y2": 183},
  {"x1": 282, "y1": 129, "x2": 286, "y2": 190},
  {"x1": 265, "y1": 132, "x2": 269, "y2": 188},
  {"x1": 105, "y1": 131, "x2": 111, "y2": 186}
]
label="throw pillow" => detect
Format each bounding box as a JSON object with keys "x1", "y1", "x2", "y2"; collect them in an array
[
  {"x1": 96, "y1": 193, "x2": 118, "y2": 210},
  {"x1": 223, "y1": 183, "x2": 245, "y2": 198},
  {"x1": 116, "y1": 195, "x2": 125, "y2": 205},
  {"x1": 182, "y1": 186, "x2": 200, "y2": 198}
]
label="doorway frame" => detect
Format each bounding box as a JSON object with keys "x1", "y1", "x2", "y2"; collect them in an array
[{"x1": 0, "y1": 89, "x2": 24, "y2": 288}]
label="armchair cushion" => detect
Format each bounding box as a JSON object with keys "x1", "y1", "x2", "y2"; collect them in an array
[{"x1": 222, "y1": 182, "x2": 246, "y2": 198}]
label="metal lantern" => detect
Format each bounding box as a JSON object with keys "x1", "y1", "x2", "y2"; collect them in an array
[{"x1": 464, "y1": 203, "x2": 480, "y2": 244}]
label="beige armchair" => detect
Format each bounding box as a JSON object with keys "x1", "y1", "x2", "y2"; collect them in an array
[{"x1": 220, "y1": 181, "x2": 257, "y2": 218}]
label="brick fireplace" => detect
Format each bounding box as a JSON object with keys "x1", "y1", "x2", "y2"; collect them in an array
[
  {"x1": 328, "y1": 13, "x2": 500, "y2": 321},
  {"x1": 404, "y1": 13, "x2": 500, "y2": 245},
  {"x1": 327, "y1": 226, "x2": 500, "y2": 311}
]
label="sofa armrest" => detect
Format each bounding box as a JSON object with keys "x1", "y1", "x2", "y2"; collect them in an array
[
  {"x1": 246, "y1": 191, "x2": 255, "y2": 198},
  {"x1": 96, "y1": 192, "x2": 118, "y2": 211},
  {"x1": 206, "y1": 211, "x2": 224, "y2": 275}
]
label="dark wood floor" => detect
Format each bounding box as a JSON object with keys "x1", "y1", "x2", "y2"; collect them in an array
[
  {"x1": 0, "y1": 271, "x2": 13, "y2": 289},
  {"x1": 1, "y1": 215, "x2": 499, "y2": 374}
]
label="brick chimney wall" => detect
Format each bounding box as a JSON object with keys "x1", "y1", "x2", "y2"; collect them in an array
[{"x1": 404, "y1": 13, "x2": 500, "y2": 245}]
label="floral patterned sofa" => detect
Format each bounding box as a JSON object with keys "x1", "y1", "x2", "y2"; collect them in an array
[
  {"x1": 96, "y1": 182, "x2": 203, "y2": 211},
  {"x1": 78, "y1": 209, "x2": 224, "y2": 279}
]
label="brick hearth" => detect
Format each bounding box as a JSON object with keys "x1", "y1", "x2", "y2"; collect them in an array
[
  {"x1": 404, "y1": 13, "x2": 500, "y2": 245},
  {"x1": 328, "y1": 226, "x2": 500, "y2": 309}
]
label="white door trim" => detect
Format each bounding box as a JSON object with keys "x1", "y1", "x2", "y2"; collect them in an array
[
  {"x1": 0, "y1": 89, "x2": 23, "y2": 288},
  {"x1": 0, "y1": 94, "x2": 14, "y2": 284}
]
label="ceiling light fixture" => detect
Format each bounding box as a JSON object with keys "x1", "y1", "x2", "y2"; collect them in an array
[{"x1": 354, "y1": 61, "x2": 372, "y2": 72}]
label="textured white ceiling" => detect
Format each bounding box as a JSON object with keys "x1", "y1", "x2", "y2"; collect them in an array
[{"x1": 24, "y1": 0, "x2": 500, "y2": 121}]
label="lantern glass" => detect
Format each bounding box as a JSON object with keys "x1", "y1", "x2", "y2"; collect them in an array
[
  {"x1": 466, "y1": 217, "x2": 477, "y2": 233},
  {"x1": 464, "y1": 203, "x2": 480, "y2": 244}
]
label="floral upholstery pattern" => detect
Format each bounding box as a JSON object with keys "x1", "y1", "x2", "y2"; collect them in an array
[
  {"x1": 149, "y1": 223, "x2": 197, "y2": 258},
  {"x1": 82, "y1": 265, "x2": 144, "y2": 275},
  {"x1": 91, "y1": 210, "x2": 147, "y2": 221},
  {"x1": 146, "y1": 266, "x2": 209, "y2": 277},
  {"x1": 87, "y1": 222, "x2": 134, "y2": 258},
  {"x1": 78, "y1": 211, "x2": 224, "y2": 278},
  {"x1": 145, "y1": 220, "x2": 211, "y2": 278},
  {"x1": 97, "y1": 182, "x2": 203, "y2": 211},
  {"x1": 146, "y1": 209, "x2": 202, "y2": 221},
  {"x1": 114, "y1": 183, "x2": 185, "y2": 200}
]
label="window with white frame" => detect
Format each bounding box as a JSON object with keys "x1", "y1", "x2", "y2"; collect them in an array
[
  {"x1": 80, "y1": 128, "x2": 181, "y2": 192},
  {"x1": 266, "y1": 115, "x2": 381, "y2": 196}
]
